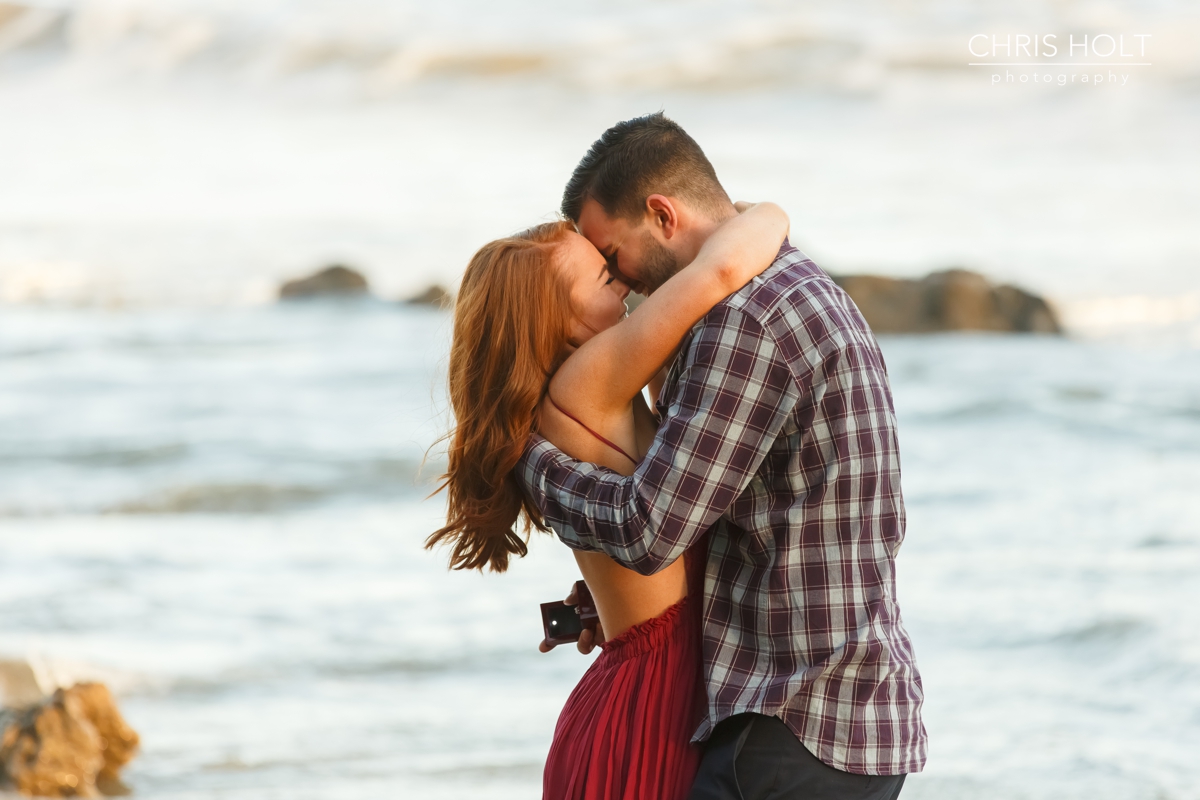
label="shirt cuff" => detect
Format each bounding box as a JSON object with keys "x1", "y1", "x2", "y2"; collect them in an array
[
  {"x1": 517, "y1": 434, "x2": 603, "y2": 553},
  {"x1": 518, "y1": 434, "x2": 560, "y2": 497}
]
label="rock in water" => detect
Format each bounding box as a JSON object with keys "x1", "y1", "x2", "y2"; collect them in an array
[
  {"x1": 0, "y1": 661, "x2": 44, "y2": 710},
  {"x1": 831, "y1": 269, "x2": 1061, "y2": 334},
  {"x1": 1, "y1": 683, "x2": 139, "y2": 797},
  {"x1": 0, "y1": 5, "x2": 29, "y2": 29},
  {"x1": 70, "y1": 685, "x2": 138, "y2": 796},
  {"x1": 991, "y1": 283, "x2": 1062, "y2": 334},
  {"x1": 279, "y1": 265, "x2": 369, "y2": 300},
  {"x1": 403, "y1": 285, "x2": 453, "y2": 308}
]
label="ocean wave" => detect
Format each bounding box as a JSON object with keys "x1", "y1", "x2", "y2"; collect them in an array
[
  {"x1": 0, "y1": 652, "x2": 149, "y2": 697},
  {"x1": 1064, "y1": 301, "x2": 1200, "y2": 349},
  {"x1": 988, "y1": 617, "x2": 1155, "y2": 652},
  {"x1": 98, "y1": 464, "x2": 437, "y2": 515},
  {"x1": 0, "y1": 0, "x2": 1195, "y2": 93},
  {"x1": 306, "y1": 650, "x2": 532, "y2": 680},
  {"x1": 5, "y1": 442, "x2": 191, "y2": 467},
  {"x1": 103, "y1": 481, "x2": 330, "y2": 514},
  {"x1": 137, "y1": 651, "x2": 525, "y2": 699},
  {"x1": 0, "y1": 452, "x2": 439, "y2": 516},
  {"x1": 1048, "y1": 617, "x2": 1151, "y2": 646},
  {"x1": 1137, "y1": 533, "x2": 1199, "y2": 548},
  {"x1": 418, "y1": 762, "x2": 543, "y2": 780},
  {"x1": 1059, "y1": 293, "x2": 1200, "y2": 337}
]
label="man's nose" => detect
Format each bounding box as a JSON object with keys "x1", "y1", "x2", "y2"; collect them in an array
[{"x1": 607, "y1": 264, "x2": 635, "y2": 287}]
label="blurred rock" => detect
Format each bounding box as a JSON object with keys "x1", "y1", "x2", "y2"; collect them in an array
[
  {"x1": 0, "y1": 661, "x2": 44, "y2": 710},
  {"x1": 72, "y1": 685, "x2": 138, "y2": 797},
  {"x1": 403, "y1": 285, "x2": 453, "y2": 308},
  {"x1": 0, "y1": 5, "x2": 27, "y2": 29},
  {"x1": 107, "y1": 481, "x2": 325, "y2": 515},
  {"x1": 0, "y1": 682, "x2": 139, "y2": 798},
  {"x1": 279, "y1": 265, "x2": 369, "y2": 300},
  {"x1": 831, "y1": 269, "x2": 1060, "y2": 334}
]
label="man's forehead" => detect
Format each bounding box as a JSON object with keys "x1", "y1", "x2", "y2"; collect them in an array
[{"x1": 577, "y1": 199, "x2": 627, "y2": 251}]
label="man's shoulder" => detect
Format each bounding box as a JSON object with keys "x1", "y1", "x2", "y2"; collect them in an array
[
  {"x1": 704, "y1": 241, "x2": 873, "y2": 356},
  {"x1": 723, "y1": 242, "x2": 828, "y2": 317}
]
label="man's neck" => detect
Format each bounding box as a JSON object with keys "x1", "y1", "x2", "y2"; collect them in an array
[{"x1": 678, "y1": 203, "x2": 738, "y2": 265}]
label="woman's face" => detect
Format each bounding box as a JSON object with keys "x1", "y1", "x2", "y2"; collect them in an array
[{"x1": 557, "y1": 231, "x2": 631, "y2": 346}]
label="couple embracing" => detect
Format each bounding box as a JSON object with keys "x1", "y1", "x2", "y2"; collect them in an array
[{"x1": 430, "y1": 113, "x2": 927, "y2": 800}]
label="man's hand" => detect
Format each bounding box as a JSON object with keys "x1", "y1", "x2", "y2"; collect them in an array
[{"x1": 538, "y1": 583, "x2": 605, "y2": 655}]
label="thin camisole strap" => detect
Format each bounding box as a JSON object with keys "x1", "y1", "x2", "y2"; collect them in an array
[{"x1": 547, "y1": 396, "x2": 638, "y2": 466}]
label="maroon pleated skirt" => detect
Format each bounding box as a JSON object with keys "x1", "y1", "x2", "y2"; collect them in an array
[{"x1": 542, "y1": 596, "x2": 702, "y2": 800}]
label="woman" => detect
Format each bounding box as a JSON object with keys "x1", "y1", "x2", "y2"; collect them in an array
[{"x1": 428, "y1": 202, "x2": 789, "y2": 799}]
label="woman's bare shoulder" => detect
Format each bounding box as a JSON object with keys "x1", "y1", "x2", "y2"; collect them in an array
[{"x1": 536, "y1": 393, "x2": 636, "y2": 476}]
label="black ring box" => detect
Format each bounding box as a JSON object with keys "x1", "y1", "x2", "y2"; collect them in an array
[{"x1": 540, "y1": 580, "x2": 600, "y2": 646}]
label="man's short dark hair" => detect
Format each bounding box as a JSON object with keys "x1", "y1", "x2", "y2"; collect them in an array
[{"x1": 562, "y1": 112, "x2": 730, "y2": 223}]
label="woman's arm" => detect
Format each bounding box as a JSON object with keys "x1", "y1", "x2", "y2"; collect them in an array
[
  {"x1": 647, "y1": 366, "x2": 669, "y2": 412},
  {"x1": 551, "y1": 202, "x2": 788, "y2": 417}
]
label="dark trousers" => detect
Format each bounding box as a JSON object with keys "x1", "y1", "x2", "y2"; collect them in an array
[{"x1": 688, "y1": 714, "x2": 906, "y2": 800}]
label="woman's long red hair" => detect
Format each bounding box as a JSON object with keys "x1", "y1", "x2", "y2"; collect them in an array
[{"x1": 427, "y1": 221, "x2": 575, "y2": 572}]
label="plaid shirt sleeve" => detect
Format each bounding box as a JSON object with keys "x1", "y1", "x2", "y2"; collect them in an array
[{"x1": 517, "y1": 305, "x2": 798, "y2": 575}]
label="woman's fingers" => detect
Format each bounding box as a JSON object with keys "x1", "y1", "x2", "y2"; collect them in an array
[
  {"x1": 542, "y1": 581, "x2": 602, "y2": 655},
  {"x1": 576, "y1": 622, "x2": 605, "y2": 655}
]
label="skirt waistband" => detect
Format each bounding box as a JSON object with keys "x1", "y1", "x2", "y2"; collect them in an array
[{"x1": 597, "y1": 596, "x2": 692, "y2": 663}]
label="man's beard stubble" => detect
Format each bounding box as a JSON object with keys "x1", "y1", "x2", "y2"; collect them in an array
[{"x1": 638, "y1": 230, "x2": 680, "y2": 294}]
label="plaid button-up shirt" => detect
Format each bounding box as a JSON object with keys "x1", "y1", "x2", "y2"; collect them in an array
[{"x1": 518, "y1": 243, "x2": 927, "y2": 776}]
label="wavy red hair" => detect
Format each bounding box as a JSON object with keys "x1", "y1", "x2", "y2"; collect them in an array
[{"x1": 427, "y1": 221, "x2": 576, "y2": 572}]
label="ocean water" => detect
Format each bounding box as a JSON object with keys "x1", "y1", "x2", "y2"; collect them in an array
[
  {"x1": 0, "y1": 0, "x2": 1198, "y2": 310},
  {"x1": 2, "y1": 1, "x2": 1199, "y2": 798},
  {"x1": 2, "y1": 304, "x2": 1199, "y2": 799}
]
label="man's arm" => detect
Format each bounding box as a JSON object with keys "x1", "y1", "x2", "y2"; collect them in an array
[{"x1": 519, "y1": 306, "x2": 799, "y2": 575}]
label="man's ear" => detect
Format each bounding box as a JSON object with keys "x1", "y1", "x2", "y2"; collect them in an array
[{"x1": 644, "y1": 195, "x2": 679, "y2": 240}]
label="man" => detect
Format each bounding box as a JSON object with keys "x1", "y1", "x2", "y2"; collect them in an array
[{"x1": 520, "y1": 112, "x2": 926, "y2": 799}]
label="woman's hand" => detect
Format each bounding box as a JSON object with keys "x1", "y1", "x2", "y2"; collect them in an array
[
  {"x1": 538, "y1": 582, "x2": 606, "y2": 655},
  {"x1": 734, "y1": 200, "x2": 789, "y2": 238}
]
